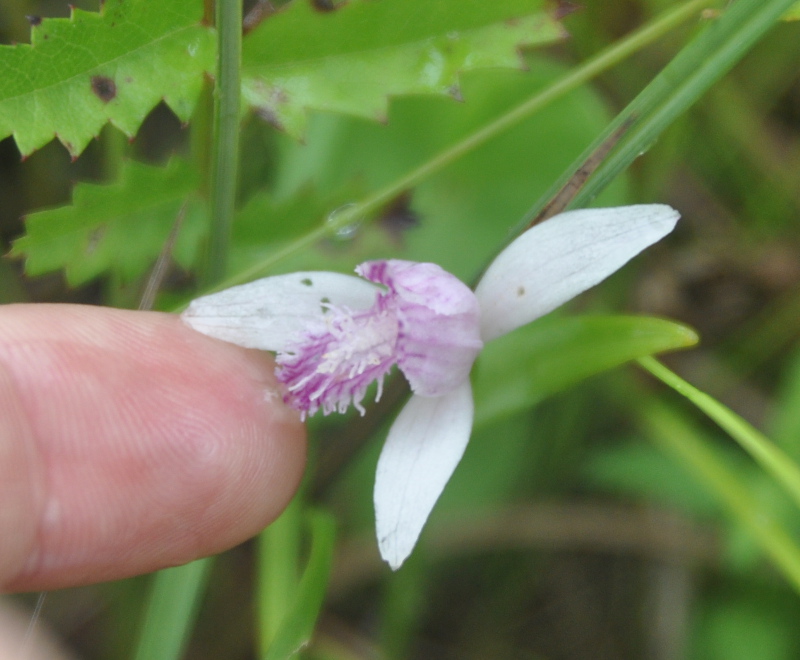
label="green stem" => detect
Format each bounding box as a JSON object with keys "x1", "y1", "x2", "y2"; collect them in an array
[
  {"x1": 132, "y1": 558, "x2": 214, "y2": 660},
  {"x1": 205, "y1": 0, "x2": 242, "y2": 286},
  {"x1": 212, "y1": 0, "x2": 709, "y2": 291},
  {"x1": 639, "y1": 356, "x2": 800, "y2": 513},
  {"x1": 257, "y1": 497, "x2": 301, "y2": 655}
]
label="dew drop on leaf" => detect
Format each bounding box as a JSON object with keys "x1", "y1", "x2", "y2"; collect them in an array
[{"x1": 326, "y1": 204, "x2": 362, "y2": 242}]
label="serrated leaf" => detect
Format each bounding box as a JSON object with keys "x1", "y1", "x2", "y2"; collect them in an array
[
  {"x1": 242, "y1": 0, "x2": 564, "y2": 137},
  {"x1": 474, "y1": 315, "x2": 699, "y2": 427},
  {"x1": 11, "y1": 158, "x2": 204, "y2": 286},
  {"x1": 0, "y1": 0, "x2": 215, "y2": 156},
  {"x1": 11, "y1": 156, "x2": 371, "y2": 288}
]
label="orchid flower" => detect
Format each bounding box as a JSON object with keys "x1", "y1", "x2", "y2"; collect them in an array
[{"x1": 182, "y1": 204, "x2": 679, "y2": 569}]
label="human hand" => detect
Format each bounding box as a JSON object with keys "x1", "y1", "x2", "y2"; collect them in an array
[{"x1": 0, "y1": 304, "x2": 306, "y2": 592}]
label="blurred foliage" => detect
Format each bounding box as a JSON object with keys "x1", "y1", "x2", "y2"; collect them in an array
[
  {"x1": 241, "y1": 0, "x2": 564, "y2": 137},
  {"x1": 1, "y1": 0, "x2": 800, "y2": 659}
]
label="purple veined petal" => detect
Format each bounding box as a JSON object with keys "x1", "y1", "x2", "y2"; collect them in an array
[
  {"x1": 181, "y1": 271, "x2": 379, "y2": 351},
  {"x1": 374, "y1": 380, "x2": 474, "y2": 570},
  {"x1": 474, "y1": 205, "x2": 680, "y2": 341},
  {"x1": 359, "y1": 260, "x2": 483, "y2": 397}
]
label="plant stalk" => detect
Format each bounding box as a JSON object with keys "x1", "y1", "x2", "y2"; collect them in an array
[{"x1": 205, "y1": 0, "x2": 242, "y2": 286}]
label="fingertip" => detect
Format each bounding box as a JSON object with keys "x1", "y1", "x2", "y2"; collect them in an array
[{"x1": 0, "y1": 305, "x2": 306, "y2": 591}]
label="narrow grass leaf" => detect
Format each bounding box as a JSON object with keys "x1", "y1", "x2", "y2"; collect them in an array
[
  {"x1": 526, "y1": 0, "x2": 799, "y2": 221},
  {"x1": 132, "y1": 558, "x2": 213, "y2": 660},
  {"x1": 264, "y1": 510, "x2": 336, "y2": 660},
  {"x1": 639, "y1": 356, "x2": 800, "y2": 514}
]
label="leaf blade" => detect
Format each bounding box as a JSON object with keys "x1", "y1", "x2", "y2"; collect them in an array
[
  {"x1": 242, "y1": 0, "x2": 564, "y2": 137},
  {"x1": 263, "y1": 510, "x2": 336, "y2": 660},
  {"x1": 0, "y1": 0, "x2": 215, "y2": 156},
  {"x1": 10, "y1": 158, "x2": 203, "y2": 286},
  {"x1": 474, "y1": 315, "x2": 698, "y2": 426}
]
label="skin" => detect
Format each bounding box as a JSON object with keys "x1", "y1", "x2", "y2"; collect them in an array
[{"x1": 0, "y1": 304, "x2": 306, "y2": 592}]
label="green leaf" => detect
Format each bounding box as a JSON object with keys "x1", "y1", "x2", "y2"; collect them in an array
[
  {"x1": 783, "y1": 2, "x2": 800, "y2": 19},
  {"x1": 0, "y1": 0, "x2": 215, "y2": 156},
  {"x1": 257, "y1": 498, "x2": 301, "y2": 656},
  {"x1": 264, "y1": 510, "x2": 336, "y2": 660},
  {"x1": 11, "y1": 158, "x2": 205, "y2": 286},
  {"x1": 241, "y1": 0, "x2": 564, "y2": 138},
  {"x1": 474, "y1": 315, "x2": 698, "y2": 427},
  {"x1": 133, "y1": 558, "x2": 213, "y2": 660}
]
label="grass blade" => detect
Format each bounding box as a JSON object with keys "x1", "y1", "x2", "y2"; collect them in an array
[
  {"x1": 263, "y1": 510, "x2": 336, "y2": 660},
  {"x1": 639, "y1": 356, "x2": 800, "y2": 514},
  {"x1": 526, "y1": 0, "x2": 799, "y2": 221},
  {"x1": 132, "y1": 558, "x2": 213, "y2": 660}
]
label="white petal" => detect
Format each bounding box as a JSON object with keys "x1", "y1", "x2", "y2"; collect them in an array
[
  {"x1": 475, "y1": 205, "x2": 680, "y2": 341},
  {"x1": 374, "y1": 381, "x2": 474, "y2": 570},
  {"x1": 182, "y1": 272, "x2": 378, "y2": 351}
]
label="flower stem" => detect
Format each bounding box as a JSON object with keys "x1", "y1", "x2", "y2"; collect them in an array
[
  {"x1": 214, "y1": 0, "x2": 710, "y2": 290},
  {"x1": 205, "y1": 0, "x2": 242, "y2": 287}
]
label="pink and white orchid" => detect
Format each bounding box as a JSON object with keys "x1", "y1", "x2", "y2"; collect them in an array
[{"x1": 182, "y1": 204, "x2": 679, "y2": 569}]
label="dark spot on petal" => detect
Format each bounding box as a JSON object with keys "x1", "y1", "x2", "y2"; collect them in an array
[
  {"x1": 517, "y1": 286, "x2": 526, "y2": 297},
  {"x1": 320, "y1": 296, "x2": 331, "y2": 313},
  {"x1": 91, "y1": 75, "x2": 117, "y2": 103},
  {"x1": 26, "y1": 15, "x2": 42, "y2": 26},
  {"x1": 301, "y1": 278, "x2": 313, "y2": 287}
]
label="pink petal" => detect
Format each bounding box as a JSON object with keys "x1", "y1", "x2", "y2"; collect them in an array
[{"x1": 359, "y1": 260, "x2": 482, "y2": 397}]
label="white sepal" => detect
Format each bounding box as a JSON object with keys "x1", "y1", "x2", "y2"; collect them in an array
[
  {"x1": 475, "y1": 205, "x2": 680, "y2": 341},
  {"x1": 374, "y1": 381, "x2": 474, "y2": 570},
  {"x1": 181, "y1": 271, "x2": 378, "y2": 351}
]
